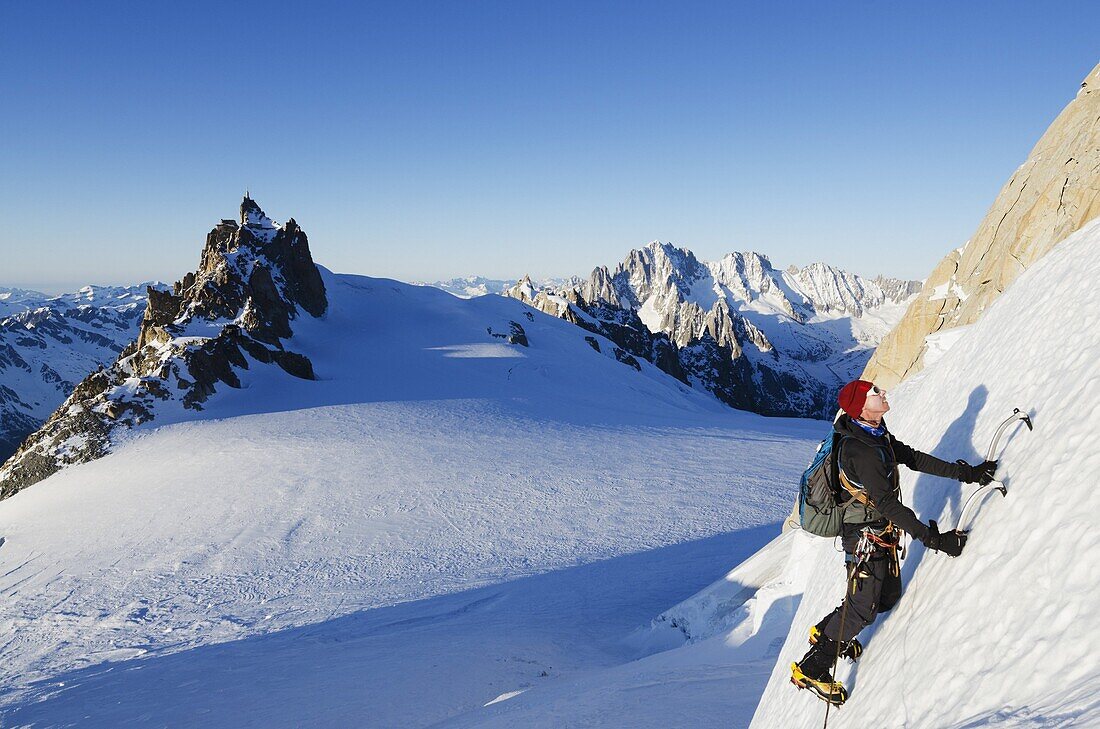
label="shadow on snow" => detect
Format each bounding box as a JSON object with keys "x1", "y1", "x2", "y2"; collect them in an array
[{"x1": 2, "y1": 524, "x2": 783, "y2": 728}]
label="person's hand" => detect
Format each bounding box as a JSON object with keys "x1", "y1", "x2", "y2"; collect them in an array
[
  {"x1": 958, "y1": 459, "x2": 998, "y2": 485},
  {"x1": 923, "y1": 519, "x2": 967, "y2": 557}
]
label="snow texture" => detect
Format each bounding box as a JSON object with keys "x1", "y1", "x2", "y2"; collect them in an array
[
  {"x1": 0, "y1": 270, "x2": 822, "y2": 727},
  {"x1": 748, "y1": 216, "x2": 1100, "y2": 727},
  {"x1": 446, "y1": 216, "x2": 1100, "y2": 727},
  {"x1": 1, "y1": 208, "x2": 1089, "y2": 727}
]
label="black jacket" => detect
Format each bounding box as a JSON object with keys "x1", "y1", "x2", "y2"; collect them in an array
[{"x1": 833, "y1": 414, "x2": 963, "y2": 544}]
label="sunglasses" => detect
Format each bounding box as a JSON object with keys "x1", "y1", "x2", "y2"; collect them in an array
[{"x1": 868, "y1": 385, "x2": 888, "y2": 398}]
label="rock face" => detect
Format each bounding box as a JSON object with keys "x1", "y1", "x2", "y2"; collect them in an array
[
  {"x1": 0, "y1": 285, "x2": 154, "y2": 463},
  {"x1": 0, "y1": 198, "x2": 327, "y2": 498},
  {"x1": 864, "y1": 61, "x2": 1100, "y2": 388},
  {"x1": 506, "y1": 242, "x2": 919, "y2": 418}
]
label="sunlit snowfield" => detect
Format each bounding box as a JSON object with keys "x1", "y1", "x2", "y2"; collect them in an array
[{"x1": 0, "y1": 272, "x2": 823, "y2": 727}]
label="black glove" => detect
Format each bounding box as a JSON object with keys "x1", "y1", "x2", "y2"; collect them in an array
[
  {"x1": 923, "y1": 519, "x2": 967, "y2": 557},
  {"x1": 957, "y1": 459, "x2": 998, "y2": 485}
]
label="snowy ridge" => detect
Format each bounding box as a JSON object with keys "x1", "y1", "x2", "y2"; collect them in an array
[
  {"x1": 0, "y1": 284, "x2": 155, "y2": 317},
  {"x1": 0, "y1": 287, "x2": 49, "y2": 318}
]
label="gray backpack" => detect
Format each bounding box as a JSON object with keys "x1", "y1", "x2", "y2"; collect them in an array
[{"x1": 796, "y1": 432, "x2": 868, "y2": 537}]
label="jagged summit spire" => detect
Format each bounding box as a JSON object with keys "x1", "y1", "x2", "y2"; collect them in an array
[
  {"x1": 240, "y1": 195, "x2": 267, "y2": 225},
  {"x1": 0, "y1": 196, "x2": 328, "y2": 499},
  {"x1": 238, "y1": 196, "x2": 278, "y2": 241}
]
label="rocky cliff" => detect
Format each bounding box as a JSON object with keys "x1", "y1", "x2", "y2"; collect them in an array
[
  {"x1": 0, "y1": 198, "x2": 327, "y2": 498},
  {"x1": 864, "y1": 61, "x2": 1100, "y2": 388},
  {"x1": 507, "y1": 242, "x2": 919, "y2": 418}
]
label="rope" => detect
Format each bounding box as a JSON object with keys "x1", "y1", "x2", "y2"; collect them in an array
[{"x1": 823, "y1": 561, "x2": 858, "y2": 729}]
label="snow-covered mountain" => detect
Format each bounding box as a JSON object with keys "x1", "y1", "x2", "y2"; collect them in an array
[
  {"x1": 1, "y1": 194, "x2": 1088, "y2": 727},
  {"x1": 0, "y1": 197, "x2": 326, "y2": 498},
  {"x1": 413, "y1": 275, "x2": 580, "y2": 298},
  {"x1": 0, "y1": 201, "x2": 827, "y2": 726},
  {"x1": 0, "y1": 287, "x2": 49, "y2": 318},
  {"x1": 505, "y1": 242, "x2": 920, "y2": 418},
  {"x1": 0, "y1": 285, "x2": 158, "y2": 462}
]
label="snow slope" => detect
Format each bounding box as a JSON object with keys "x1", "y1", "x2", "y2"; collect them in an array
[
  {"x1": 745, "y1": 218, "x2": 1100, "y2": 727},
  {"x1": 437, "y1": 528, "x2": 814, "y2": 728},
  {"x1": 442, "y1": 214, "x2": 1100, "y2": 728},
  {"x1": 0, "y1": 271, "x2": 823, "y2": 726}
]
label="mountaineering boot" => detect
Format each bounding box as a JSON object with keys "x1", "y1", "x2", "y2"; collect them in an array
[
  {"x1": 809, "y1": 623, "x2": 862, "y2": 662},
  {"x1": 790, "y1": 638, "x2": 849, "y2": 706}
]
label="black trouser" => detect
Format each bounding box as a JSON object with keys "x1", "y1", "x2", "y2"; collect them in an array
[{"x1": 819, "y1": 550, "x2": 902, "y2": 644}]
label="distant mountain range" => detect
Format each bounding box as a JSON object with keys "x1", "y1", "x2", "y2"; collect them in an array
[
  {"x1": 1, "y1": 216, "x2": 919, "y2": 485},
  {"x1": 411, "y1": 276, "x2": 579, "y2": 298},
  {"x1": 502, "y1": 241, "x2": 921, "y2": 418},
  {"x1": 0, "y1": 285, "x2": 163, "y2": 462}
]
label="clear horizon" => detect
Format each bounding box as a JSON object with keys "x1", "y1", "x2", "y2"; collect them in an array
[{"x1": 2, "y1": 2, "x2": 1098, "y2": 293}]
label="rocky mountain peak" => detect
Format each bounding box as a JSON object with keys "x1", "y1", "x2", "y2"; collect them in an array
[
  {"x1": 782, "y1": 262, "x2": 920, "y2": 318},
  {"x1": 580, "y1": 265, "x2": 622, "y2": 308},
  {"x1": 625, "y1": 242, "x2": 708, "y2": 299},
  {"x1": 0, "y1": 198, "x2": 328, "y2": 499},
  {"x1": 504, "y1": 275, "x2": 539, "y2": 305},
  {"x1": 505, "y1": 240, "x2": 919, "y2": 419},
  {"x1": 239, "y1": 195, "x2": 275, "y2": 231}
]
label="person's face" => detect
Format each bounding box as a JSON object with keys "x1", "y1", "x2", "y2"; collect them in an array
[{"x1": 860, "y1": 385, "x2": 890, "y2": 419}]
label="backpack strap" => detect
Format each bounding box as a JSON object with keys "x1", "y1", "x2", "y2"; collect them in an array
[
  {"x1": 838, "y1": 440, "x2": 903, "y2": 536},
  {"x1": 837, "y1": 466, "x2": 872, "y2": 509},
  {"x1": 831, "y1": 435, "x2": 866, "y2": 510},
  {"x1": 835, "y1": 435, "x2": 876, "y2": 510}
]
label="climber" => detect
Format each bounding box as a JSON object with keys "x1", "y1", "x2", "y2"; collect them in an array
[{"x1": 790, "y1": 379, "x2": 997, "y2": 705}]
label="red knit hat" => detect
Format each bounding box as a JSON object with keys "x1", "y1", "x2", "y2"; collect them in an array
[{"x1": 838, "y1": 379, "x2": 874, "y2": 419}]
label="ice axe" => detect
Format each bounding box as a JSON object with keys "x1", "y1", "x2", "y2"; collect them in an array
[{"x1": 953, "y1": 408, "x2": 1033, "y2": 532}]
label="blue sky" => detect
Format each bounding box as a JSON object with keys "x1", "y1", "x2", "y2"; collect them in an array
[{"x1": 1, "y1": 2, "x2": 1098, "y2": 293}]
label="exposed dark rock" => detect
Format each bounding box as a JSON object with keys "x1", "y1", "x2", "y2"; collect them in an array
[
  {"x1": 0, "y1": 405, "x2": 111, "y2": 499},
  {"x1": 246, "y1": 264, "x2": 292, "y2": 342},
  {"x1": 488, "y1": 321, "x2": 529, "y2": 347},
  {"x1": 144, "y1": 287, "x2": 182, "y2": 327},
  {"x1": 584, "y1": 336, "x2": 601, "y2": 353},
  {"x1": 274, "y1": 351, "x2": 315, "y2": 379},
  {"x1": 613, "y1": 347, "x2": 642, "y2": 371},
  {"x1": 507, "y1": 322, "x2": 528, "y2": 347}
]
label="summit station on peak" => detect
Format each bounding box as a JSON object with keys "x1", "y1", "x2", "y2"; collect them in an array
[{"x1": 0, "y1": 197, "x2": 328, "y2": 498}]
